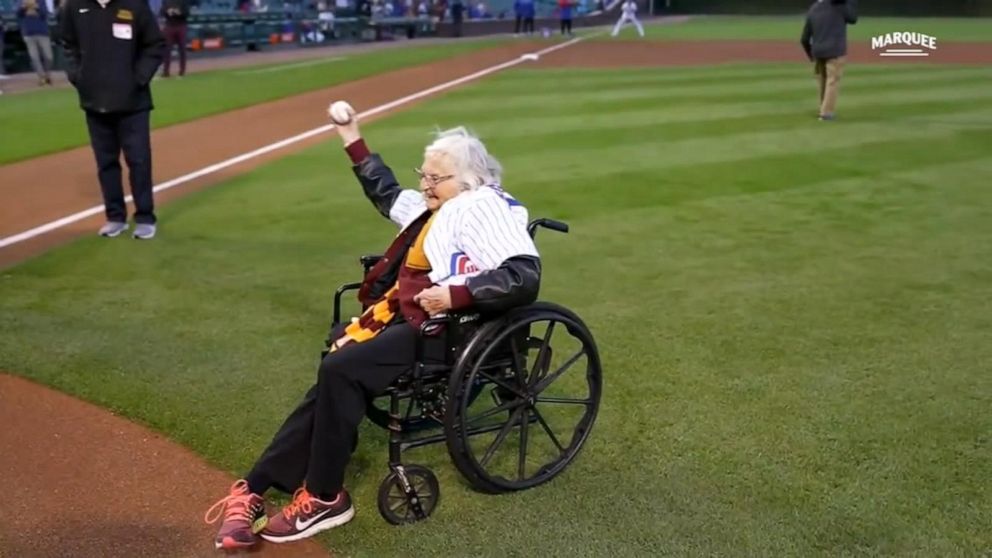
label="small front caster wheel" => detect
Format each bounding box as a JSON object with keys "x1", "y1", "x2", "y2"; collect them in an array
[{"x1": 377, "y1": 464, "x2": 440, "y2": 525}]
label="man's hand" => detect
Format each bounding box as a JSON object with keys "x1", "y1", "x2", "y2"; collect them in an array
[{"x1": 414, "y1": 286, "x2": 452, "y2": 316}]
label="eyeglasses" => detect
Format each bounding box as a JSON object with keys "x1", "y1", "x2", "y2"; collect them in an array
[{"x1": 415, "y1": 168, "x2": 455, "y2": 188}]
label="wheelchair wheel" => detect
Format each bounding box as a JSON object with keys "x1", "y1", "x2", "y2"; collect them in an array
[
  {"x1": 443, "y1": 302, "x2": 602, "y2": 494},
  {"x1": 377, "y1": 464, "x2": 440, "y2": 525}
]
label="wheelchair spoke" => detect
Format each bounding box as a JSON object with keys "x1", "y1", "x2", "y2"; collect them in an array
[
  {"x1": 529, "y1": 322, "x2": 556, "y2": 387},
  {"x1": 465, "y1": 397, "x2": 526, "y2": 427},
  {"x1": 478, "y1": 370, "x2": 526, "y2": 398},
  {"x1": 510, "y1": 336, "x2": 527, "y2": 386},
  {"x1": 518, "y1": 407, "x2": 530, "y2": 480},
  {"x1": 534, "y1": 349, "x2": 586, "y2": 394},
  {"x1": 535, "y1": 396, "x2": 593, "y2": 406},
  {"x1": 532, "y1": 407, "x2": 566, "y2": 454},
  {"x1": 480, "y1": 406, "x2": 524, "y2": 468},
  {"x1": 388, "y1": 500, "x2": 408, "y2": 513}
]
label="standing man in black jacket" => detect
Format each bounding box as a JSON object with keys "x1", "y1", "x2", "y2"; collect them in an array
[
  {"x1": 60, "y1": 0, "x2": 164, "y2": 239},
  {"x1": 801, "y1": 0, "x2": 858, "y2": 121}
]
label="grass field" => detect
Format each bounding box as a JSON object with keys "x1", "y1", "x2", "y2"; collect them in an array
[
  {"x1": 627, "y1": 15, "x2": 992, "y2": 42},
  {"x1": 0, "y1": 39, "x2": 502, "y2": 165},
  {"x1": 2, "y1": 60, "x2": 991, "y2": 556}
]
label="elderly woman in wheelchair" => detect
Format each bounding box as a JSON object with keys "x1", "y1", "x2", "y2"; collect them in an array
[{"x1": 205, "y1": 103, "x2": 602, "y2": 550}]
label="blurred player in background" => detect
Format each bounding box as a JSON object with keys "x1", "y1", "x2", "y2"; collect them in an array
[{"x1": 611, "y1": 0, "x2": 644, "y2": 38}]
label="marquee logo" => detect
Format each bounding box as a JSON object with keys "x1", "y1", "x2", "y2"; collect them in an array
[{"x1": 871, "y1": 32, "x2": 938, "y2": 57}]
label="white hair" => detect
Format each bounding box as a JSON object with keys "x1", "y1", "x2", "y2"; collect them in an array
[{"x1": 424, "y1": 126, "x2": 502, "y2": 191}]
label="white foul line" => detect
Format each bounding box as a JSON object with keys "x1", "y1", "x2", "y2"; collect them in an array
[{"x1": 0, "y1": 37, "x2": 582, "y2": 250}]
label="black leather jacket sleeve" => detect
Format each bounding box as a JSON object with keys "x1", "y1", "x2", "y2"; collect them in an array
[
  {"x1": 463, "y1": 256, "x2": 541, "y2": 314},
  {"x1": 352, "y1": 153, "x2": 403, "y2": 220}
]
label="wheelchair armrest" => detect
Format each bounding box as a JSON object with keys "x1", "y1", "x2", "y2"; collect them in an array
[
  {"x1": 412, "y1": 313, "x2": 482, "y2": 376},
  {"x1": 527, "y1": 218, "x2": 569, "y2": 239},
  {"x1": 418, "y1": 315, "x2": 452, "y2": 337},
  {"x1": 412, "y1": 315, "x2": 459, "y2": 379},
  {"x1": 360, "y1": 254, "x2": 384, "y2": 273},
  {"x1": 333, "y1": 282, "x2": 362, "y2": 327}
]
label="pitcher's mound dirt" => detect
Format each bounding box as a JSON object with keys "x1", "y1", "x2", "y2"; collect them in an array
[{"x1": 0, "y1": 373, "x2": 329, "y2": 558}]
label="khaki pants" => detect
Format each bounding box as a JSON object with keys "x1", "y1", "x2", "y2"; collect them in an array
[
  {"x1": 814, "y1": 56, "x2": 845, "y2": 117},
  {"x1": 23, "y1": 35, "x2": 54, "y2": 81}
]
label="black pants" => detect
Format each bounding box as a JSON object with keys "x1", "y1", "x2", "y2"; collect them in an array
[
  {"x1": 561, "y1": 18, "x2": 572, "y2": 34},
  {"x1": 163, "y1": 24, "x2": 188, "y2": 77},
  {"x1": 524, "y1": 17, "x2": 534, "y2": 34},
  {"x1": 85, "y1": 110, "x2": 156, "y2": 225},
  {"x1": 246, "y1": 321, "x2": 445, "y2": 498},
  {"x1": 515, "y1": 14, "x2": 522, "y2": 33}
]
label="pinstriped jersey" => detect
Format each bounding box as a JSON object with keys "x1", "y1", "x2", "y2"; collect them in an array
[{"x1": 387, "y1": 185, "x2": 539, "y2": 286}]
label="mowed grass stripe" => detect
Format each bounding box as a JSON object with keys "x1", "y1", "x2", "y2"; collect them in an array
[
  {"x1": 395, "y1": 97, "x2": 992, "y2": 145},
  {"x1": 519, "y1": 131, "x2": 992, "y2": 220},
  {"x1": 509, "y1": 117, "x2": 984, "y2": 183},
  {"x1": 0, "y1": 40, "x2": 505, "y2": 164},
  {"x1": 436, "y1": 73, "x2": 992, "y2": 114},
  {"x1": 480, "y1": 63, "x2": 992, "y2": 95}
]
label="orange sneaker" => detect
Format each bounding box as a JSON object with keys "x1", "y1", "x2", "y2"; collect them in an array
[
  {"x1": 204, "y1": 480, "x2": 268, "y2": 550},
  {"x1": 261, "y1": 487, "x2": 354, "y2": 543}
]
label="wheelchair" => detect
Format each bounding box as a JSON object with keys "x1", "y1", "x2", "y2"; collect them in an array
[{"x1": 329, "y1": 218, "x2": 603, "y2": 525}]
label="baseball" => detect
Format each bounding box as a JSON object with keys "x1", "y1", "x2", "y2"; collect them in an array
[{"x1": 328, "y1": 101, "x2": 355, "y2": 125}]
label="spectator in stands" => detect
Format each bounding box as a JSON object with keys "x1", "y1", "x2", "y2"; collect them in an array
[
  {"x1": 317, "y1": 1, "x2": 335, "y2": 38},
  {"x1": 17, "y1": 0, "x2": 54, "y2": 86},
  {"x1": 513, "y1": 0, "x2": 533, "y2": 35},
  {"x1": 60, "y1": 0, "x2": 164, "y2": 239},
  {"x1": 0, "y1": 13, "x2": 8, "y2": 83},
  {"x1": 557, "y1": 0, "x2": 572, "y2": 35},
  {"x1": 450, "y1": 0, "x2": 463, "y2": 35},
  {"x1": 160, "y1": 0, "x2": 190, "y2": 78}
]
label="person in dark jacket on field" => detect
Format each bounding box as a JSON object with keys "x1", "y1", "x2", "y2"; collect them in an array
[
  {"x1": 59, "y1": 0, "x2": 164, "y2": 239},
  {"x1": 801, "y1": 0, "x2": 858, "y2": 121},
  {"x1": 160, "y1": 0, "x2": 189, "y2": 77}
]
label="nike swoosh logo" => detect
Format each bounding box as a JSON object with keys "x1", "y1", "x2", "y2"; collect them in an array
[
  {"x1": 295, "y1": 509, "x2": 333, "y2": 531},
  {"x1": 79, "y1": 8, "x2": 89, "y2": 11}
]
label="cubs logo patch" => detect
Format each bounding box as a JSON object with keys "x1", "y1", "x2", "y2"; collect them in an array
[
  {"x1": 450, "y1": 252, "x2": 478, "y2": 275},
  {"x1": 116, "y1": 8, "x2": 133, "y2": 20}
]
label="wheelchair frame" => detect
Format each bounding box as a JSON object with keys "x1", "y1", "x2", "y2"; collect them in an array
[{"x1": 329, "y1": 218, "x2": 602, "y2": 524}]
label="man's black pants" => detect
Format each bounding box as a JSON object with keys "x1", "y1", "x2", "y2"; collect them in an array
[
  {"x1": 85, "y1": 110, "x2": 156, "y2": 225},
  {"x1": 246, "y1": 321, "x2": 445, "y2": 499}
]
